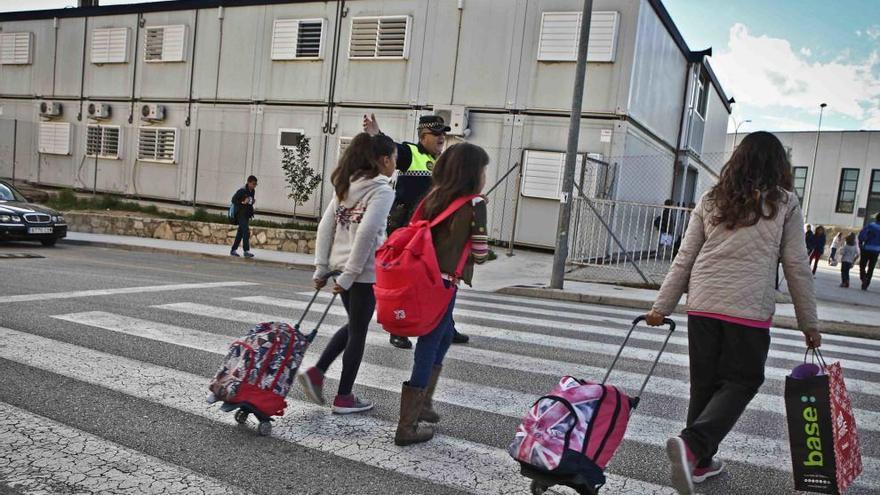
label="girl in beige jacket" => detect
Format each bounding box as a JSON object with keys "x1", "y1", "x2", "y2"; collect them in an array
[{"x1": 645, "y1": 131, "x2": 822, "y2": 495}]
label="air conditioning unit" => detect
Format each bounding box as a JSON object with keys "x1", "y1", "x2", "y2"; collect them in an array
[
  {"x1": 38, "y1": 101, "x2": 62, "y2": 118},
  {"x1": 432, "y1": 104, "x2": 470, "y2": 137},
  {"x1": 87, "y1": 102, "x2": 111, "y2": 120},
  {"x1": 140, "y1": 103, "x2": 166, "y2": 122}
]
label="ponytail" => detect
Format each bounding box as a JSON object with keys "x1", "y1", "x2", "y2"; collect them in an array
[{"x1": 331, "y1": 133, "x2": 396, "y2": 201}]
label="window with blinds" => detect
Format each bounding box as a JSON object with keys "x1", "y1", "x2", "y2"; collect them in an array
[
  {"x1": 137, "y1": 127, "x2": 177, "y2": 163},
  {"x1": 38, "y1": 122, "x2": 72, "y2": 155},
  {"x1": 91, "y1": 27, "x2": 129, "y2": 64},
  {"x1": 349, "y1": 16, "x2": 411, "y2": 59},
  {"x1": 537, "y1": 11, "x2": 619, "y2": 62},
  {"x1": 0, "y1": 32, "x2": 33, "y2": 65},
  {"x1": 86, "y1": 125, "x2": 121, "y2": 159},
  {"x1": 271, "y1": 19, "x2": 324, "y2": 60},
  {"x1": 144, "y1": 25, "x2": 186, "y2": 63}
]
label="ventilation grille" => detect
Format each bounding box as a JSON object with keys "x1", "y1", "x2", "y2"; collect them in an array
[
  {"x1": 271, "y1": 19, "x2": 324, "y2": 60},
  {"x1": 91, "y1": 27, "x2": 129, "y2": 64},
  {"x1": 349, "y1": 16, "x2": 410, "y2": 59},
  {"x1": 137, "y1": 127, "x2": 177, "y2": 163},
  {"x1": 0, "y1": 32, "x2": 33, "y2": 65},
  {"x1": 144, "y1": 25, "x2": 186, "y2": 62},
  {"x1": 86, "y1": 125, "x2": 121, "y2": 159},
  {"x1": 38, "y1": 122, "x2": 72, "y2": 155},
  {"x1": 338, "y1": 136, "x2": 352, "y2": 158},
  {"x1": 521, "y1": 150, "x2": 584, "y2": 200}
]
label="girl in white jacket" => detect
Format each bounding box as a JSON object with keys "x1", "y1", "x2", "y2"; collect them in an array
[{"x1": 299, "y1": 133, "x2": 396, "y2": 414}]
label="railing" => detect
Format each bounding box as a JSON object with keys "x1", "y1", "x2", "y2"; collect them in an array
[{"x1": 568, "y1": 198, "x2": 693, "y2": 286}]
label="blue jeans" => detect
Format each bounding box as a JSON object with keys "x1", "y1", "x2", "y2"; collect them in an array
[
  {"x1": 231, "y1": 217, "x2": 250, "y2": 252},
  {"x1": 409, "y1": 283, "x2": 457, "y2": 388}
]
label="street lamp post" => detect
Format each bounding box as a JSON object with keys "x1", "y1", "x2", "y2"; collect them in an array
[
  {"x1": 732, "y1": 118, "x2": 751, "y2": 150},
  {"x1": 803, "y1": 103, "x2": 827, "y2": 221}
]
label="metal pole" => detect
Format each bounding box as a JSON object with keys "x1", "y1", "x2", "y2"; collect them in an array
[
  {"x1": 92, "y1": 151, "x2": 98, "y2": 195},
  {"x1": 803, "y1": 103, "x2": 826, "y2": 221},
  {"x1": 11, "y1": 119, "x2": 17, "y2": 182},
  {"x1": 550, "y1": 0, "x2": 593, "y2": 289},
  {"x1": 192, "y1": 129, "x2": 201, "y2": 205}
]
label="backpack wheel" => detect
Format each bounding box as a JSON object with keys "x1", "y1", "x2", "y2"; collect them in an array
[
  {"x1": 234, "y1": 410, "x2": 249, "y2": 424},
  {"x1": 530, "y1": 480, "x2": 549, "y2": 495},
  {"x1": 257, "y1": 421, "x2": 272, "y2": 436}
]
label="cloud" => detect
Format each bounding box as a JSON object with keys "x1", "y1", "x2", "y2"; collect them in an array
[
  {"x1": 866, "y1": 26, "x2": 880, "y2": 40},
  {"x1": 712, "y1": 23, "x2": 880, "y2": 126},
  {"x1": 800, "y1": 47, "x2": 812, "y2": 57}
]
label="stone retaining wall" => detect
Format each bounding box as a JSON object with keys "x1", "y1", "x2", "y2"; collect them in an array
[{"x1": 66, "y1": 212, "x2": 316, "y2": 254}]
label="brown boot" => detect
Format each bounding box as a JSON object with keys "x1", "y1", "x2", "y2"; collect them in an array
[
  {"x1": 419, "y1": 365, "x2": 442, "y2": 424},
  {"x1": 395, "y1": 383, "x2": 435, "y2": 446}
]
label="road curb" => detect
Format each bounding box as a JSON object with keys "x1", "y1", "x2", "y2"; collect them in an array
[
  {"x1": 61, "y1": 238, "x2": 315, "y2": 272},
  {"x1": 498, "y1": 285, "x2": 878, "y2": 340}
]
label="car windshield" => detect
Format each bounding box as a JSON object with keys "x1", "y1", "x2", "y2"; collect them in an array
[{"x1": 0, "y1": 183, "x2": 25, "y2": 202}]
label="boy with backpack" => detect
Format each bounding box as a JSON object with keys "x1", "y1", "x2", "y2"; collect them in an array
[
  {"x1": 839, "y1": 233, "x2": 860, "y2": 288},
  {"x1": 230, "y1": 176, "x2": 257, "y2": 258}
]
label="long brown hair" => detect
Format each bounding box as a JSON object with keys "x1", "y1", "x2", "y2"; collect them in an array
[
  {"x1": 331, "y1": 133, "x2": 396, "y2": 200},
  {"x1": 707, "y1": 131, "x2": 793, "y2": 229},
  {"x1": 421, "y1": 143, "x2": 490, "y2": 220}
]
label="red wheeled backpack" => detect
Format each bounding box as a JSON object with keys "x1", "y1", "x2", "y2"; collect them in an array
[{"x1": 374, "y1": 195, "x2": 478, "y2": 337}]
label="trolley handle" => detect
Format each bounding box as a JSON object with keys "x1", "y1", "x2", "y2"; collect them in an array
[
  {"x1": 601, "y1": 315, "x2": 676, "y2": 408},
  {"x1": 297, "y1": 271, "x2": 342, "y2": 330}
]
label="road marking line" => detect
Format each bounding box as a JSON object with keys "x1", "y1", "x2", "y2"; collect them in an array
[
  {"x1": 53, "y1": 311, "x2": 880, "y2": 434},
  {"x1": 0, "y1": 401, "x2": 251, "y2": 495},
  {"x1": 44, "y1": 314, "x2": 880, "y2": 488},
  {"x1": 0, "y1": 281, "x2": 258, "y2": 304},
  {"x1": 233, "y1": 296, "x2": 880, "y2": 390},
  {"x1": 0, "y1": 326, "x2": 673, "y2": 495}
]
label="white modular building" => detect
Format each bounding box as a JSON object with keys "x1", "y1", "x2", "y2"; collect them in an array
[
  {"x1": 726, "y1": 131, "x2": 880, "y2": 229},
  {"x1": 0, "y1": 0, "x2": 731, "y2": 248}
]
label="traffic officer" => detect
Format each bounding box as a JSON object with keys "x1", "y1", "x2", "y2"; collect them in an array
[{"x1": 363, "y1": 112, "x2": 471, "y2": 349}]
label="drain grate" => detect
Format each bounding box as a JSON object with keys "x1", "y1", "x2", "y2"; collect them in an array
[{"x1": 0, "y1": 253, "x2": 45, "y2": 259}]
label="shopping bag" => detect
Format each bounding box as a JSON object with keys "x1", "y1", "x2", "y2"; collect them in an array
[{"x1": 785, "y1": 351, "x2": 862, "y2": 494}]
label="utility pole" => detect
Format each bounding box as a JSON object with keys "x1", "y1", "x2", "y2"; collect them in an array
[
  {"x1": 803, "y1": 102, "x2": 827, "y2": 221},
  {"x1": 550, "y1": 0, "x2": 593, "y2": 289}
]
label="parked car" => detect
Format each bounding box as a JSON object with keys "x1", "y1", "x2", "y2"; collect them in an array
[{"x1": 0, "y1": 179, "x2": 67, "y2": 246}]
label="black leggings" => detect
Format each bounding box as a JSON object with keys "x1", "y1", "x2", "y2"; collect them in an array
[{"x1": 315, "y1": 282, "x2": 375, "y2": 397}]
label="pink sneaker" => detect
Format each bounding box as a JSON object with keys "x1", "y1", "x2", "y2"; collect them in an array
[
  {"x1": 297, "y1": 367, "x2": 325, "y2": 405},
  {"x1": 693, "y1": 458, "x2": 725, "y2": 483},
  {"x1": 331, "y1": 394, "x2": 374, "y2": 415},
  {"x1": 666, "y1": 436, "x2": 695, "y2": 494}
]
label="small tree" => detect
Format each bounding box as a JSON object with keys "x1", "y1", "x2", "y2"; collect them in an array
[{"x1": 281, "y1": 135, "x2": 322, "y2": 221}]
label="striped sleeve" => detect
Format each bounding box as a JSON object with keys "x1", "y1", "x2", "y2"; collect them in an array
[{"x1": 470, "y1": 197, "x2": 489, "y2": 264}]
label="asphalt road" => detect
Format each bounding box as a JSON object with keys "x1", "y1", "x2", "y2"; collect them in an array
[{"x1": 0, "y1": 241, "x2": 878, "y2": 495}]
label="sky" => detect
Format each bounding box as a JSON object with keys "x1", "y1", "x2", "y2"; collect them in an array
[{"x1": 3, "y1": 0, "x2": 878, "y2": 133}]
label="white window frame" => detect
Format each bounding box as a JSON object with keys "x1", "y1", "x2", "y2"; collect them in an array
[
  {"x1": 537, "y1": 11, "x2": 619, "y2": 63},
  {"x1": 271, "y1": 18, "x2": 325, "y2": 61},
  {"x1": 348, "y1": 15, "x2": 411, "y2": 60},
  {"x1": 137, "y1": 126, "x2": 178, "y2": 164},
  {"x1": 0, "y1": 32, "x2": 33, "y2": 65},
  {"x1": 91, "y1": 27, "x2": 130, "y2": 64},
  {"x1": 86, "y1": 124, "x2": 122, "y2": 160},
  {"x1": 143, "y1": 24, "x2": 187, "y2": 63},
  {"x1": 521, "y1": 149, "x2": 584, "y2": 200},
  {"x1": 38, "y1": 122, "x2": 72, "y2": 156},
  {"x1": 278, "y1": 128, "x2": 305, "y2": 150}
]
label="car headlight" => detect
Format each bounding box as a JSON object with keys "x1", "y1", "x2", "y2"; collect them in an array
[
  {"x1": 52, "y1": 215, "x2": 63, "y2": 223},
  {"x1": 0, "y1": 215, "x2": 20, "y2": 223}
]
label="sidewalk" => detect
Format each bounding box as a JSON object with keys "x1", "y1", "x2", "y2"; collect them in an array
[{"x1": 60, "y1": 232, "x2": 876, "y2": 338}]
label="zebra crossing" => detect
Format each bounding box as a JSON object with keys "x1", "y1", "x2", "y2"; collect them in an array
[{"x1": 2, "y1": 284, "x2": 879, "y2": 494}]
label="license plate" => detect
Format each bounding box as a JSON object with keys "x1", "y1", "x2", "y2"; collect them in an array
[{"x1": 28, "y1": 227, "x2": 53, "y2": 234}]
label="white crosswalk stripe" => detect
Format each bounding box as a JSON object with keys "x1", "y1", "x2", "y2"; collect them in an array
[
  {"x1": 0, "y1": 402, "x2": 250, "y2": 495},
  {"x1": 49, "y1": 307, "x2": 880, "y2": 490},
  {"x1": 0, "y1": 326, "x2": 674, "y2": 495},
  {"x1": 88, "y1": 303, "x2": 880, "y2": 434},
  {"x1": 201, "y1": 296, "x2": 880, "y2": 398},
  {"x1": 0, "y1": 281, "x2": 257, "y2": 304}
]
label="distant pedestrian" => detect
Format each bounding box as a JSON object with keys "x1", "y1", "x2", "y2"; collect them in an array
[
  {"x1": 363, "y1": 113, "x2": 471, "y2": 349},
  {"x1": 809, "y1": 225, "x2": 826, "y2": 274},
  {"x1": 839, "y1": 233, "x2": 859, "y2": 288},
  {"x1": 230, "y1": 175, "x2": 257, "y2": 258},
  {"x1": 395, "y1": 143, "x2": 491, "y2": 446},
  {"x1": 298, "y1": 133, "x2": 397, "y2": 414},
  {"x1": 804, "y1": 224, "x2": 814, "y2": 253},
  {"x1": 858, "y1": 212, "x2": 880, "y2": 290},
  {"x1": 654, "y1": 199, "x2": 676, "y2": 252},
  {"x1": 645, "y1": 132, "x2": 820, "y2": 495},
  {"x1": 829, "y1": 232, "x2": 843, "y2": 265}
]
